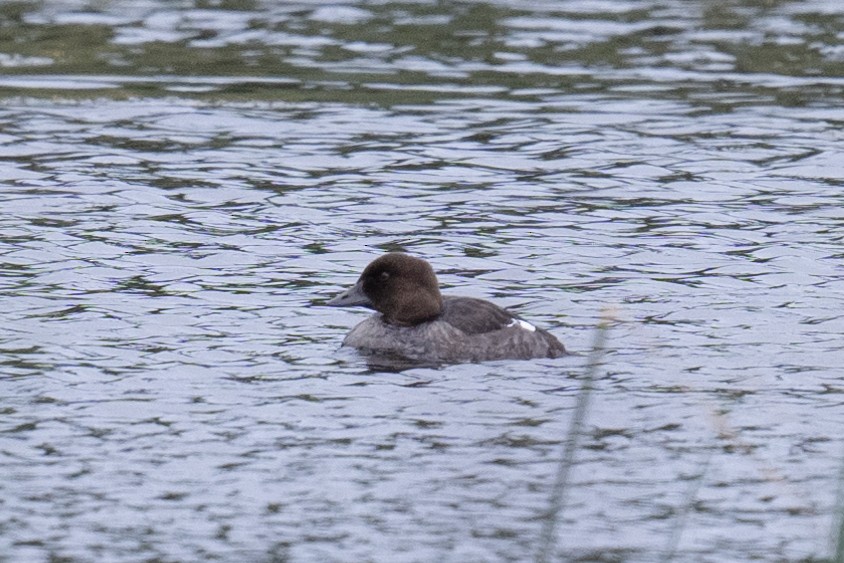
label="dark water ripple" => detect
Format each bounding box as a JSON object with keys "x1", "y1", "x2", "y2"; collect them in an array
[{"x1": 2, "y1": 0, "x2": 844, "y2": 562}]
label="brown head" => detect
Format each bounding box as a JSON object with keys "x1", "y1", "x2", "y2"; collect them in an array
[{"x1": 326, "y1": 253, "x2": 444, "y2": 326}]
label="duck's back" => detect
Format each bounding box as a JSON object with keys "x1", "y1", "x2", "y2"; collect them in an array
[
  {"x1": 440, "y1": 296, "x2": 566, "y2": 360},
  {"x1": 343, "y1": 296, "x2": 566, "y2": 363}
]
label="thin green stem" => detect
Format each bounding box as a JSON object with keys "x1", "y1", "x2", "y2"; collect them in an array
[
  {"x1": 660, "y1": 449, "x2": 712, "y2": 563},
  {"x1": 535, "y1": 312, "x2": 613, "y2": 563},
  {"x1": 832, "y1": 445, "x2": 844, "y2": 562}
]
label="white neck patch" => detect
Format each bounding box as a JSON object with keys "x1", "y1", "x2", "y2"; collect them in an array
[{"x1": 507, "y1": 318, "x2": 536, "y2": 332}]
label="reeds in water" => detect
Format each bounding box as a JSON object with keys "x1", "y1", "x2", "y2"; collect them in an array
[{"x1": 535, "y1": 310, "x2": 614, "y2": 563}]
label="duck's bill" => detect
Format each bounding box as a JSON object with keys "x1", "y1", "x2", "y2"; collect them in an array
[{"x1": 326, "y1": 281, "x2": 373, "y2": 308}]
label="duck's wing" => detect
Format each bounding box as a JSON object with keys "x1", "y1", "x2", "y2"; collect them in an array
[
  {"x1": 439, "y1": 296, "x2": 530, "y2": 336},
  {"x1": 440, "y1": 295, "x2": 567, "y2": 359}
]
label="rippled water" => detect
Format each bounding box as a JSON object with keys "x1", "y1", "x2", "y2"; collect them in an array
[{"x1": 2, "y1": 1, "x2": 844, "y2": 561}]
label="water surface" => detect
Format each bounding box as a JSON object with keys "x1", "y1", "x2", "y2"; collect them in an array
[{"x1": 2, "y1": 1, "x2": 844, "y2": 561}]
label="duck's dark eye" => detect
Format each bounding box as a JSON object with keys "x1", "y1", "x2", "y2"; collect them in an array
[{"x1": 379, "y1": 271, "x2": 390, "y2": 281}]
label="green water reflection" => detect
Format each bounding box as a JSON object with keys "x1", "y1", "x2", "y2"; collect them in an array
[{"x1": 0, "y1": 0, "x2": 841, "y2": 104}]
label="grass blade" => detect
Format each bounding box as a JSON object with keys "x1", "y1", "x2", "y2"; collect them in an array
[{"x1": 535, "y1": 311, "x2": 614, "y2": 563}]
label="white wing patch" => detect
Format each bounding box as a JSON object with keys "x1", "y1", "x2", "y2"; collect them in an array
[{"x1": 507, "y1": 318, "x2": 536, "y2": 332}]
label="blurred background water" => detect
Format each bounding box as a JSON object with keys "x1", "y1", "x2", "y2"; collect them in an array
[{"x1": 1, "y1": 0, "x2": 843, "y2": 561}]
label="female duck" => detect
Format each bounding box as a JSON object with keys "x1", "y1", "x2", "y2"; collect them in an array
[{"x1": 327, "y1": 253, "x2": 566, "y2": 364}]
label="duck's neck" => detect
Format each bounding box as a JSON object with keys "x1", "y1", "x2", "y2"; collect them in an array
[{"x1": 385, "y1": 288, "x2": 442, "y2": 326}]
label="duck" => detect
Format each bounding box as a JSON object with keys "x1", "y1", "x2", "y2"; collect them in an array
[{"x1": 326, "y1": 253, "x2": 566, "y2": 364}]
